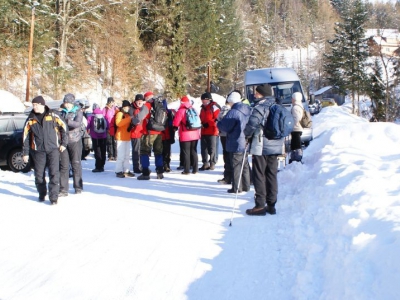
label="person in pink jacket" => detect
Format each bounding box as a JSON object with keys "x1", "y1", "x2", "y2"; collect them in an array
[{"x1": 172, "y1": 96, "x2": 200, "y2": 175}]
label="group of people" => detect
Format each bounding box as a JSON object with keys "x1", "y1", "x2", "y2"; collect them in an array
[{"x1": 23, "y1": 86, "x2": 307, "y2": 215}]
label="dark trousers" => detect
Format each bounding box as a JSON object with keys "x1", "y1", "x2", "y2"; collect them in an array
[
  {"x1": 179, "y1": 141, "x2": 195, "y2": 168},
  {"x1": 162, "y1": 139, "x2": 172, "y2": 168},
  {"x1": 252, "y1": 155, "x2": 278, "y2": 208},
  {"x1": 31, "y1": 149, "x2": 60, "y2": 201},
  {"x1": 291, "y1": 131, "x2": 302, "y2": 150},
  {"x1": 201, "y1": 135, "x2": 217, "y2": 165},
  {"x1": 60, "y1": 140, "x2": 83, "y2": 192},
  {"x1": 181, "y1": 140, "x2": 199, "y2": 173},
  {"x1": 92, "y1": 138, "x2": 107, "y2": 169},
  {"x1": 106, "y1": 132, "x2": 117, "y2": 159},
  {"x1": 230, "y1": 152, "x2": 250, "y2": 192},
  {"x1": 220, "y1": 136, "x2": 232, "y2": 182},
  {"x1": 131, "y1": 138, "x2": 141, "y2": 170}
]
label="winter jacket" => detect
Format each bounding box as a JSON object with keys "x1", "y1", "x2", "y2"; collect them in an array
[
  {"x1": 291, "y1": 98, "x2": 304, "y2": 132},
  {"x1": 217, "y1": 105, "x2": 231, "y2": 137},
  {"x1": 217, "y1": 102, "x2": 251, "y2": 153},
  {"x1": 200, "y1": 101, "x2": 220, "y2": 136},
  {"x1": 103, "y1": 105, "x2": 119, "y2": 136},
  {"x1": 133, "y1": 101, "x2": 162, "y2": 135},
  {"x1": 87, "y1": 108, "x2": 109, "y2": 139},
  {"x1": 60, "y1": 105, "x2": 84, "y2": 144},
  {"x1": 129, "y1": 102, "x2": 144, "y2": 139},
  {"x1": 172, "y1": 102, "x2": 201, "y2": 142},
  {"x1": 23, "y1": 106, "x2": 68, "y2": 155},
  {"x1": 162, "y1": 104, "x2": 176, "y2": 142},
  {"x1": 115, "y1": 110, "x2": 131, "y2": 141},
  {"x1": 244, "y1": 97, "x2": 284, "y2": 156}
]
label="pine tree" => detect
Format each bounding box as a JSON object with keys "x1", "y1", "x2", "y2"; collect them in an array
[
  {"x1": 324, "y1": 0, "x2": 369, "y2": 114},
  {"x1": 367, "y1": 58, "x2": 385, "y2": 121}
]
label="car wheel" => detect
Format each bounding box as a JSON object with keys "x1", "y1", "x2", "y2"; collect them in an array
[
  {"x1": 304, "y1": 141, "x2": 310, "y2": 147},
  {"x1": 8, "y1": 148, "x2": 31, "y2": 173}
]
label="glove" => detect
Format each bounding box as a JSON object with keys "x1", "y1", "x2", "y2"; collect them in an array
[
  {"x1": 173, "y1": 126, "x2": 178, "y2": 131},
  {"x1": 59, "y1": 145, "x2": 66, "y2": 152},
  {"x1": 245, "y1": 137, "x2": 252, "y2": 145},
  {"x1": 132, "y1": 117, "x2": 140, "y2": 125},
  {"x1": 202, "y1": 123, "x2": 209, "y2": 128},
  {"x1": 23, "y1": 155, "x2": 29, "y2": 163}
]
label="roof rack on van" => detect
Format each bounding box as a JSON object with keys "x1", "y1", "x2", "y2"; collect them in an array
[{"x1": 0, "y1": 111, "x2": 25, "y2": 116}]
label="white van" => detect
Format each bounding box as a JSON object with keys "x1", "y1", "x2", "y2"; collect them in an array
[{"x1": 244, "y1": 67, "x2": 313, "y2": 145}]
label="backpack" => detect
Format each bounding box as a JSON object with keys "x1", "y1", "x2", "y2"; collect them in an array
[
  {"x1": 147, "y1": 98, "x2": 167, "y2": 131},
  {"x1": 185, "y1": 108, "x2": 202, "y2": 130},
  {"x1": 298, "y1": 106, "x2": 313, "y2": 128},
  {"x1": 264, "y1": 103, "x2": 294, "y2": 139},
  {"x1": 93, "y1": 114, "x2": 106, "y2": 134}
]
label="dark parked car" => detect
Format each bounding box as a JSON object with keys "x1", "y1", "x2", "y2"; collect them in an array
[{"x1": 0, "y1": 112, "x2": 32, "y2": 172}]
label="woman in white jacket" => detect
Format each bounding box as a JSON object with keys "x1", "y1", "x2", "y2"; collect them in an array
[{"x1": 290, "y1": 92, "x2": 304, "y2": 163}]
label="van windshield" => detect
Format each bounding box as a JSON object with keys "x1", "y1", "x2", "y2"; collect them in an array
[{"x1": 246, "y1": 81, "x2": 304, "y2": 105}]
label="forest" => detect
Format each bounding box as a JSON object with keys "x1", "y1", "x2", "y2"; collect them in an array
[{"x1": 1, "y1": 0, "x2": 400, "y2": 120}]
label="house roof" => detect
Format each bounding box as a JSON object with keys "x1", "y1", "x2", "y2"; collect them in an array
[{"x1": 314, "y1": 86, "x2": 333, "y2": 96}]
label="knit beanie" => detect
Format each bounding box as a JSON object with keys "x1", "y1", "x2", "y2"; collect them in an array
[
  {"x1": 201, "y1": 92, "x2": 212, "y2": 100},
  {"x1": 32, "y1": 95, "x2": 45, "y2": 106},
  {"x1": 144, "y1": 91, "x2": 154, "y2": 99},
  {"x1": 292, "y1": 92, "x2": 302, "y2": 102},
  {"x1": 135, "y1": 94, "x2": 144, "y2": 101},
  {"x1": 122, "y1": 100, "x2": 131, "y2": 107},
  {"x1": 227, "y1": 92, "x2": 241, "y2": 104},
  {"x1": 255, "y1": 84, "x2": 273, "y2": 97},
  {"x1": 63, "y1": 93, "x2": 75, "y2": 104}
]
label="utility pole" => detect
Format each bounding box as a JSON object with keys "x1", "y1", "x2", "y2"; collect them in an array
[
  {"x1": 207, "y1": 62, "x2": 211, "y2": 93},
  {"x1": 26, "y1": 2, "x2": 39, "y2": 102}
]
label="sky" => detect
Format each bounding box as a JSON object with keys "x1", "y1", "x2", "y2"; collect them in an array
[{"x1": 1, "y1": 98, "x2": 400, "y2": 300}]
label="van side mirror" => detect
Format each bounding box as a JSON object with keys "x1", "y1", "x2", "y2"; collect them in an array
[{"x1": 309, "y1": 94, "x2": 315, "y2": 104}]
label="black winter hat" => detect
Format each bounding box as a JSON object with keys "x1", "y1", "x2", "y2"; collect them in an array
[
  {"x1": 107, "y1": 97, "x2": 114, "y2": 104},
  {"x1": 122, "y1": 100, "x2": 131, "y2": 107},
  {"x1": 32, "y1": 95, "x2": 45, "y2": 106},
  {"x1": 63, "y1": 93, "x2": 75, "y2": 104},
  {"x1": 201, "y1": 92, "x2": 212, "y2": 100},
  {"x1": 256, "y1": 84, "x2": 273, "y2": 97},
  {"x1": 134, "y1": 94, "x2": 144, "y2": 101}
]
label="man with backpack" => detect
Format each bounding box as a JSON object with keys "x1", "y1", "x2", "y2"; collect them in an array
[
  {"x1": 87, "y1": 106, "x2": 109, "y2": 172},
  {"x1": 131, "y1": 91, "x2": 166, "y2": 180},
  {"x1": 103, "y1": 97, "x2": 118, "y2": 161},
  {"x1": 199, "y1": 92, "x2": 220, "y2": 171},
  {"x1": 244, "y1": 84, "x2": 285, "y2": 216}
]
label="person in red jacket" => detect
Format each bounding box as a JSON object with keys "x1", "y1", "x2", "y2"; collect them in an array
[
  {"x1": 131, "y1": 91, "x2": 164, "y2": 180},
  {"x1": 172, "y1": 96, "x2": 200, "y2": 174},
  {"x1": 199, "y1": 92, "x2": 220, "y2": 170},
  {"x1": 129, "y1": 94, "x2": 145, "y2": 173}
]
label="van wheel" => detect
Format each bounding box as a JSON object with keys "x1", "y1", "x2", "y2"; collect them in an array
[
  {"x1": 8, "y1": 148, "x2": 31, "y2": 173},
  {"x1": 304, "y1": 141, "x2": 310, "y2": 147}
]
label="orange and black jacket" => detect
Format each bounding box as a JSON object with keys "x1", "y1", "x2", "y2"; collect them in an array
[{"x1": 22, "y1": 106, "x2": 68, "y2": 156}]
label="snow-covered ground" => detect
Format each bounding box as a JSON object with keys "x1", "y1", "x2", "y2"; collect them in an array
[{"x1": 1, "y1": 104, "x2": 400, "y2": 300}]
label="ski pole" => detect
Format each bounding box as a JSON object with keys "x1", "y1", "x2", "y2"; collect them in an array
[{"x1": 229, "y1": 144, "x2": 248, "y2": 227}]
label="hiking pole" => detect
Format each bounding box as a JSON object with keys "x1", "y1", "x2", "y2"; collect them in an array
[{"x1": 229, "y1": 144, "x2": 248, "y2": 227}]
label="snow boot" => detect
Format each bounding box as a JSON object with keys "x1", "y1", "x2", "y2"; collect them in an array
[{"x1": 137, "y1": 168, "x2": 150, "y2": 180}]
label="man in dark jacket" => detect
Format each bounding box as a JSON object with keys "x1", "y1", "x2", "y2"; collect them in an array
[
  {"x1": 22, "y1": 96, "x2": 68, "y2": 204},
  {"x1": 244, "y1": 84, "x2": 284, "y2": 215},
  {"x1": 217, "y1": 91, "x2": 251, "y2": 193},
  {"x1": 59, "y1": 93, "x2": 84, "y2": 195}
]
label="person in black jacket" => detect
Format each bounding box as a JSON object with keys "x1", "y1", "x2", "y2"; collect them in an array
[
  {"x1": 59, "y1": 93, "x2": 84, "y2": 195},
  {"x1": 22, "y1": 96, "x2": 68, "y2": 204}
]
